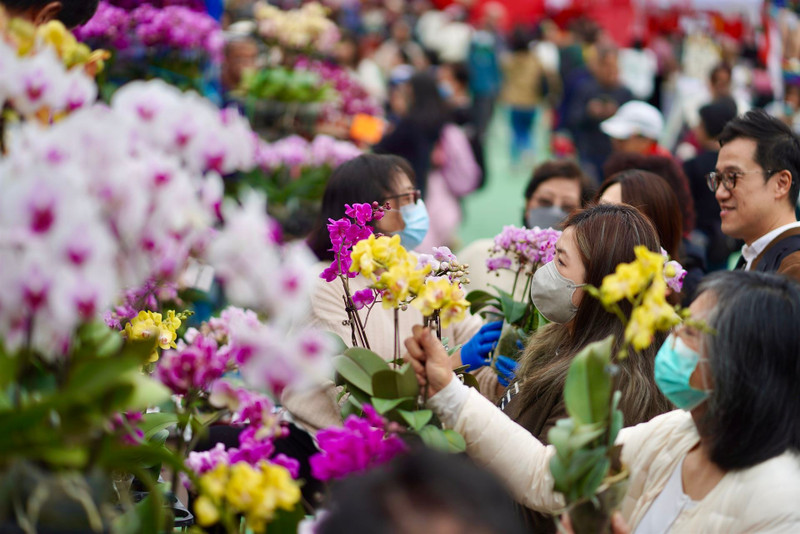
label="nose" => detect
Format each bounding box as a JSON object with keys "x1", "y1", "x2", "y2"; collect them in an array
[{"x1": 714, "y1": 183, "x2": 731, "y2": 203}]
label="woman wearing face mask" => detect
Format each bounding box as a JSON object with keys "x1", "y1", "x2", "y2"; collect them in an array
[
  {"x1": 459, "y1": 160, "x2": 591, "y2": 303},
  {"x1": 406, "y1": 270, "x2": 800, "y2": 532},
  {"x1": 291, "y1": 154, "x2": 498, "y2": 435},
  {"x1": 471, "y1": 204, "x2": 673, "y2": 531}
]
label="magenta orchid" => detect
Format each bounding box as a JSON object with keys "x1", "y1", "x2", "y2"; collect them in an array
[{"x1": 310, "y1": 404, "x2": 407, "y2": 481}]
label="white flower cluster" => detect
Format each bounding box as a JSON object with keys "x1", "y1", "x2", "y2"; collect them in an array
[
  {"x1": 0, "y1": 78, "x2": 330, "y2": 383},
  {"x1": 254, "y1": 1, "x2": 340, "y2": 54},
  {"x1": 0, "y1": 41, "x2": 97, "y2": 118}
]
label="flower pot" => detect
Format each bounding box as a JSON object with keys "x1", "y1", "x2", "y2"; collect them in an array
[
  {"x1": 566, "y1": 467, "x2": 630, "y2": 534},
  {"x1": 493, "y1": 322, "x2": 526, "y2": 361}
]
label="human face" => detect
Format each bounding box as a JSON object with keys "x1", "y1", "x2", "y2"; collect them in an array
[
  {"x1": 375, "y1": 172, "x2": 416, "y2": 234},
  {"x1": 675, "y1": 290, "x2": 716, "y2": 393},
  {"x1": 714, "y1": 138, "x2": 782, "y2": 245},
  {"x1": 599, "y1": 183, "x2": 623, "y2": 204},
  {"x1": 553, "y1": 227, "x2": 587, "y2": 308},
  {"x1": 596, "y1": 54, "x2": 619, "y2": 88},
  {"x1": 611, "y1": 134, "x2": 653, "y2": 155},
  {"x1": 710, "y1": 70, "x2": 731, "y2": 100},
  {"x1": 526, "y1": 178, "x2": 582, "y2": 214},
  {"x1": 223, "y1": 40, "x2": 258, "y2": 89}
]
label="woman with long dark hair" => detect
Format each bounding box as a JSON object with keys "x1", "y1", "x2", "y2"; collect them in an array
[
  {"x1": 374, "y1": 71, "x2": 449, "y2": 198},
  {"x1": 290, "y1": 154, "x2": 500, "y2": 435},
  {"x1": 497, "y1": 205, "x2": 673, "y2": 530}
]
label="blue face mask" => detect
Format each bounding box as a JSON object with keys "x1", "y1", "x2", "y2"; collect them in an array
[
  {"x1": 654, "y1": 333, "x2": 711, "y2": 411},
  {"x1": 394, "y1": 199, "x2": 429, "y2": 250}
]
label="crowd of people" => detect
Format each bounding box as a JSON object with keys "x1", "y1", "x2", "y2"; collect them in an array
[{"x1": 4, "y1": 0, "x2": 800, "y2": 532}]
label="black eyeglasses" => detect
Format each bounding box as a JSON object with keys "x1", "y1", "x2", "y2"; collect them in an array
[
  {"x1": 382, "y1": 189, "x2": 421, "y2": 205},
  {"x1": 706, "y1": 169, "x2": 774, "y2": 193}
]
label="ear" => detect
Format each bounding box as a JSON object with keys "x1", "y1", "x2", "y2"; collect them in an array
[
  {"x1": 32, "y1": 1, "x2": 62, "y2": 26},
  {"x1": 772, "y1": 169, "x2": 793, "y2": 202}
]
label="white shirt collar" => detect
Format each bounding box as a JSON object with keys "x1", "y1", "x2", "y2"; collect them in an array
[{"x1": 742, "y1": 221, "x2": 800, "y2": 269}]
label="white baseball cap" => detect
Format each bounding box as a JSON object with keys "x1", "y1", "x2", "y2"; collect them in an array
[{"x1": 600, "y1": 101, "x2": 664, "y2": 140}]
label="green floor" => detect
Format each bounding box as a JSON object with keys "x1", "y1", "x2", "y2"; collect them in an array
[{"x1": 455, "y1": 105, "x2": 552, "y2": 250}]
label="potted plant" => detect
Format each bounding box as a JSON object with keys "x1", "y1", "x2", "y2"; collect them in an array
[{"x1": 548, "y1": 246, "x2": 687, "y2": 533}]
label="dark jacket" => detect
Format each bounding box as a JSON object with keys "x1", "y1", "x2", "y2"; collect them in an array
[{"x1": 748, "y1": 226, "x2": 800, "y2": 282}]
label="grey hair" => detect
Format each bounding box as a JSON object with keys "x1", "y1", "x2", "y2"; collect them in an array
[{"x1": 693, "y1": 270, "x2": 800, "y2": 470}]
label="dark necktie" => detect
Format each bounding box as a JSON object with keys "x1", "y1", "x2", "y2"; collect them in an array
[{"x1": 735, "y1": 255, "x2": 747, "y2": 270}]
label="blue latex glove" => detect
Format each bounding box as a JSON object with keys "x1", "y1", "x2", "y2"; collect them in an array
[
  {"x1": 460, "y1": 320, "x2": 503, "y2": 370},
  {"x1": 496, "y1": 355, "x2": 519, "y2": 387}
]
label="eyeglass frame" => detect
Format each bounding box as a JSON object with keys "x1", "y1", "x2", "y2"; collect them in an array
[
  {"x1": 381, "y1": 189, "x2": 422, "y2": 205},
  {"x1": 705, "y1": 168, "x2": 776, "y2": 193}
]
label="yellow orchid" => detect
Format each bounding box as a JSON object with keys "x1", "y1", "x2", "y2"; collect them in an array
[
  {"x1": 594, "y1": 245, "x2": 683, "y2": 354},
  {"x1": 194, "y1": 461, "x2": 301, "y2": 531},
  {"x1": 226, "y1": 462, "x2": 262, "y2": 511},
  {"x1": 412, "y1": 277, "x2": 470, "y2": 328},
  {"x1": 599, "y1": 262, "x2": 648, "y2": 306},
  {"x1": 122, "y1": 310, "x2": 182, "y2": 362},
  {"x1": 194, "y1": 495, "x2": 220, "y2": 527},
  {"x1": 199, "y1": 463, "x2": 228, "y2": 501}
]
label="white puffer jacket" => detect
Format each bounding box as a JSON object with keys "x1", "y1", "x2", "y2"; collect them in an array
[{"x1": 436, "y1": 383, "x2": 800, "y2": 533}]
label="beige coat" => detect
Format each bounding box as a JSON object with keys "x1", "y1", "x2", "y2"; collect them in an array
[
  {"x1": 500, "y1": 51, "x2": 544, "y2": 109},
  {"x1": 450, "y1": 387, "x2": 800, "y2": 532},
  {"x1": 281, "y1": 263, "x2": 493, "y2": 433}
]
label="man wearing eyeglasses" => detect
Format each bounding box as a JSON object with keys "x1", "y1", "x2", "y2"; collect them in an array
[{"x1": 711, "y1": 110, "x2": 800, "y2": 281}]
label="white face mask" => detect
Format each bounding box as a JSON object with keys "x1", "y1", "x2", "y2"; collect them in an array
[{"x1": 530, "y1": 261, "x2": 586, "y2": 324}]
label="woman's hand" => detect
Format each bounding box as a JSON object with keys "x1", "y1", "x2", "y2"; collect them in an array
[{"x1": 404, "y1": 325, "x2": 454, "y2": 397}]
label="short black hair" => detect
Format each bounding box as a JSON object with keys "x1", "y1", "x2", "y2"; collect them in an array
[
  {"x1": 718, "y1": 109, "x2": 800, "y2": 207},
  {"x1": 307, "y1": 154, "x2": 415, "y2": 261},
  {"x1": 697, "y1": 271, "x2": 800, "y2": 470},
  {"x1": 1, "y1": 0, "x2": 99, "y2": 28},
  {"x1": 317, "y1": 449, "x2": 527, "y2": 534}
]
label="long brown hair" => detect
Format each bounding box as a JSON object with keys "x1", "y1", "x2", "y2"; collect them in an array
[
  {"x1": 596, "y1": 169, "x2": 683, "y2": 260},
  {"x1": 514, "y1": 204, "x2": 672, "y2": 428}
]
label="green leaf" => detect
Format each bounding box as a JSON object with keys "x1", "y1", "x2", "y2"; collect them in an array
[
  {"x1": 371, "y1": 365, "x2": 419, "y2": 400},
  {"x1": 326, "y1": 331, "x2": 348, "y2": 355},
  {"x1": 547, "y1": 420, "x2": 574, "y2": 458},
  {"x1": 269, "y1": 502, "x2": 306, "y2": 534},
  {"x1": 550, "y1": 454, "x2": 570, "y2": 494},
  {"x1": 0, "y1": 347, "x2": 21, "y2": 391},
  {"x1": 563, "y1": 336, "x2": 614, "y2": 425},
  {"x1": 577, "y1": 457, "x2": 611, "y2": 501},
  {"x1": 608, "y1": 392, "x2": 624, "y2": 446},
  {"x1": 418, "y1": 425, "x2": 451, "y2": 452},
  {"x1": 466, "y1": 290, "x2": 499, "y2": 315},
  {"x1": 120, "y1": 371, "x2": 171, "y2": 412},
  {"x1": 333, "y1": 355, "x2": 374, "y2": 395},
  {"x1": 397, "y1": 409, "x2": 433, "y2": 431},
  {"x1": 564, "y1": 447, "x2": 607, "y2": 486},
  {"x1": 140, "y1": 412, "x2": 179, "y2": 439},
  {"x1": 459, "y1": 372, "x2": 480, "y2": 390},
  {"x1": 36, "y1": 445, "x2": 90, "y2": 468},
  {"x1": 566, "y1": 423, "x2": 606, "y2": 451},
  {"x1": 371, "y1": 397, "x2": 415, "y2": 414},
  {"x1": 344, "y1": 347, "x2": 391, "y2": 375},
  {"x1": 442, "y1": 429, "x2": 466, "y2": 453},
  {"x1": 346, "y1": 385, "x2": 373, "y2": 407},
  {"x1": 341, "y1": 395, "x2": 362, "y2": 419},
  {"x1": 498, "y1": 291, "x2": 528, "y2": 324}
]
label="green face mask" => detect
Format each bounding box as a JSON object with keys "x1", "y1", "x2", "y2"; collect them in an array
[{"x1": 654, "y1": 333, "x2": 711, "y2": 411}]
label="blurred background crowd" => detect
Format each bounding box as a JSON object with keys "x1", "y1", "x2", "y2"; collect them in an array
[{"x1": 153, "y1": 0, "x2": 800, "y2": 276}]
